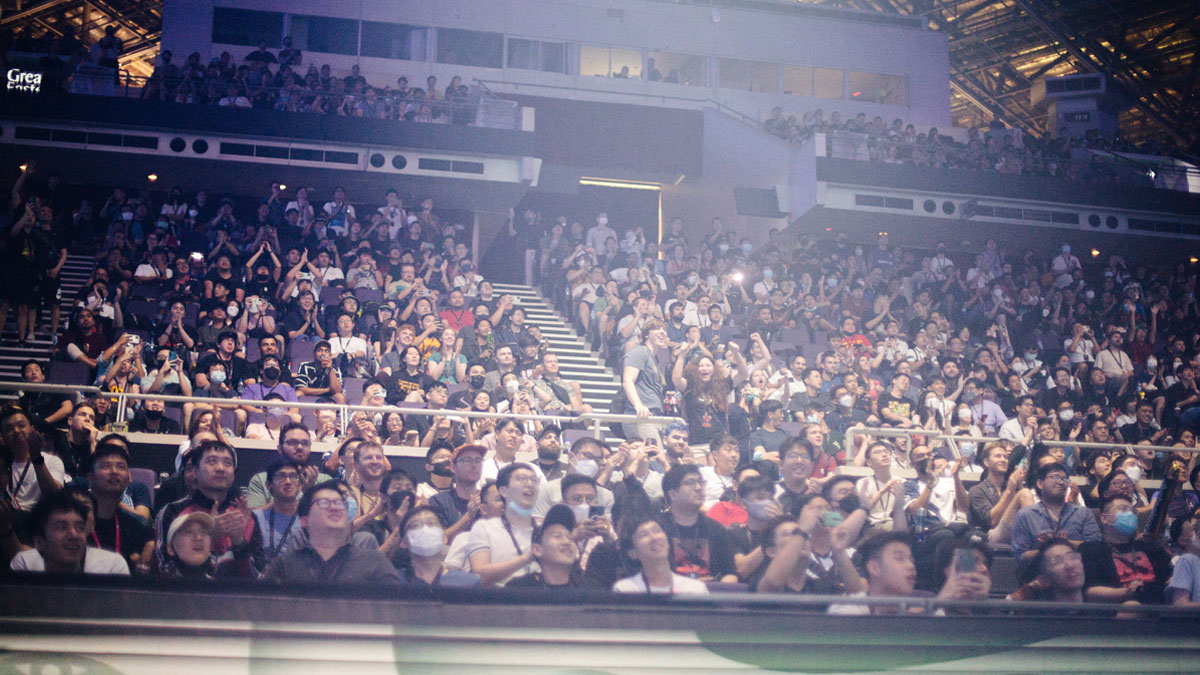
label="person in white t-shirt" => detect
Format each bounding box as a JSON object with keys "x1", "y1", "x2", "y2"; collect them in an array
[
  {"x1": 10, "y1": 490, "x2": 129, "y2": 575},
  {"x1": 3, "y1": 407, "x2": 65, "y2": 512},
  {"x1": 465, "y1": 462, "x2": 540, "y2": 586},
  {"x1": 613, "y1": 513, "x2": 708, "y2": 595}
]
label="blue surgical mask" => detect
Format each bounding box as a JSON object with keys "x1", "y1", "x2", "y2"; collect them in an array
[
  {"x1": 210, "y1": 371, "x2": 227, "y2": 384},
  {"x1": 508, "y1": 500, "x2": 535, "y2": 518},
  {"x1": 822, "y1": 510, "x2": 844, "y2": 528},
  {"x1": 1113, "y1": 511, "x2": 1138, "y2": 536}
]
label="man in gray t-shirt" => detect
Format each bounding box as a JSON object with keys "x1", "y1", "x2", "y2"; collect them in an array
[{"x1": 622, "y1": 320, "x2": 668, "y2": 442}]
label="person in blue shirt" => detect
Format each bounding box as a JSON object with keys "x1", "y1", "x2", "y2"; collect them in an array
[{"x1": 1010, "y1": 462, "x2": 1102, "y2": 563}]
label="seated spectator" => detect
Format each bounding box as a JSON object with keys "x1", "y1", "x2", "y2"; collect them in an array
[
  {"x1": 246, "y1": 422, "x2": 328, "y2": 508},
  {"x1": 293, "y1": 340, "x2": 345, "y2": 403},
  {"x1": 9, "y1": 489, "x2": 128, "y2": 575},
  {"x1": 659, "y1": 464, "x2": 737, "y2": 582},
  {"x1": 53, "y1": 402, "x2": 99, "y2": 478},
  {"x1": 755, "y1": 496, "x2": 864, "y2": 595},
  {"x1": 19, "y1": 360, "x2": 73, "y2": 427},
  {"x1": 533, "y1": 436, "x2": 615, "y2": 519},
  {"x1": 162, "y1": 510, "x2": 253, "y2": 578},
  {"x1": 1080, "y1": 493, "x2": 1172, "y2": 604},
  {"x1": 59, "y1": 308, "x2": 114, "y2": 372},
  {"x1": 466, "y1": 462, "x2": 540, "y2": 585},
  {"x1": 429, "y1": 444, "x2": 486, "y2": 538},
  {"x1": 698, "y1": 434, "x2": 740, "y2": 509},
  {"x1": 283, "y1": 290, "x2": 326, "y2": 342},
  {"x1": 508, "y1": 504, "x2": 584, "y2": 589},
  {"x1": 967, "y1": 442, "x2": 1024, "y2": 534},
  {"x1": 612, "y1": 512, "x2": 708, "y2": 595},
  {"x1": 415, "y1": 440, "x2": 455, "y2": 502},
  {"x1": 251, "y1": 460, "x2": 303, "y2": 565},
  {"x1": 394, "y1": 504, "x2": 479, "y2": 587},
  {"x1": 3, "y1": 405, "x2": 64, "y2": 513},
  {"x1": 241, "y1": 355, "x2": 300, "y2": 423},
  {"x1": 154, "y1": 440, "x2": 262, "y2": 574},
  {"x1": 1169, "y1": 517, "x2": 1200, "y2": 605},
  {"x1": 261, "y1": 479, "x2": 401, "y2": 586},
  {"x1": 1008, "y1": 537, "x2": 1086, "y2": 602},
  {"x1": 191, "y1": 360, "x2": 246, "y2": 433},
  {"x1": 194, "y1": 330, "x2": 254, "y2": 392},
  {"x1": 128, "y1": 397, "x2": 182, "y2": 434},
  {"x1": 1010, "y1": 462, "x2": 1102, "y2": 561}
]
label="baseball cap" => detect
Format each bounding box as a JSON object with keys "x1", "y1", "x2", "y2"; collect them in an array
[
  {"x1": 452, "y1": 444, "x2": 486, "y2": 462},
  {"x1": 166, "y1": 511, "x2": 214, "y2": 548}
]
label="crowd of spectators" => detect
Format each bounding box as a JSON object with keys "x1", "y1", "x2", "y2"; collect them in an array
[
  {"x1": 762, "y1": 107, "x2": 1178, "y2": 185},
  {"x1": 3, "y1": 164, "x2": 1200, "y2": 612},
  {"x1": 140, "y1": 42, "x2": 476, "y2": 123}
]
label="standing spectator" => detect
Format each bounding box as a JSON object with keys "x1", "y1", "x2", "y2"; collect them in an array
[{"x1": 622, "y1": 320, "x2": 668, "y2": 442}]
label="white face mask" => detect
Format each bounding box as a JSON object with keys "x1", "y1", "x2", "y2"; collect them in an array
[
  {"x1": 405, "y1": 525, "x2": 445, "y2": 557},
  {"x1": 838, "y1": 394, "x2": 853, "y2": 408},
  {"x1": 574, "y1": 458, "x2": 599, "y2": 478},
  {"x1": 504, "y1": 380, "x2": 520, "y2": 395},
  {"x1": 569, "y1": 503, "x2": 591, "y2": 524},
  {"x1": 1058, "y1": 409, "x2": 1075, "y2": 422},
  {"x1": 1123, "y1": 466, "x2": 1143, "y2": 483},
  {"x1": 957, "y1": 408, "x2": 972, "y2": 423},
  {"x1": 1146, "y1": 358, "x2": 1158, "y2": 370},
  {"x1": 597, "y1": 217, "x2": 608, "y2": 226}
]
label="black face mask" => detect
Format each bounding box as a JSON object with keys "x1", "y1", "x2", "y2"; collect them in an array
[
  {"x1": 839, "y1": 494, "x2": 862, "y2": 514},
  {"x1": 256, "y1": 274, "x2": 269, "y2": 282},
  {"x1": 470, "y1": 374, "x2": 485, "y2": 390},
  {"x1": 430, "y1": 461, "x2": 454, "y2": 478},
  {"x1": 144, "y1": 409, "x2": 164, "y2": 421},
  {"x1": 915, "y1": 458, "x2": 931, "y2": 475},
  {"x1": 263, "y1": 366, "x2": 281, "y2": 381}
]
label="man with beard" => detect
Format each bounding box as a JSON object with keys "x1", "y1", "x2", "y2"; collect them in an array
[
  {"x1": 531, "y1": 425, "x2": 567, "y2": 480},
  {"x1": 533, "y1": 436, "x2": 615, "y2": 519},
  {"x1": 245, "y1": 422, "x2": 329, "y2": 508}
]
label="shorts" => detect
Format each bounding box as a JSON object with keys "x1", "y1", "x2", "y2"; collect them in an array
[{"x1": 37, "y1": 276, "x2": 61, "y2": 305}]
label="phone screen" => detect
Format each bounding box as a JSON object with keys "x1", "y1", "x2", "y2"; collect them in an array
[{"x1": 589, "y1": 505, "x2": 606, "y2": 518}]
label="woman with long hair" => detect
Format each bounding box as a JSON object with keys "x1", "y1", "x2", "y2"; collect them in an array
[{"x1": 671, "y1": 353, "x2": 731, "y2": 446}]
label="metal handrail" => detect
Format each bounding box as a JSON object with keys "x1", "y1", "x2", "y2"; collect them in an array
[
  {"x1": 846, "y1": 424, "x2": 1198, "y2": 457},
  {"x1": 0, "y1": 381, "x2": 681, "y2": 439}
]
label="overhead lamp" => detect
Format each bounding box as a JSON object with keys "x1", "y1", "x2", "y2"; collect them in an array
[
  {"x1": 1090, "y1": 249, "x2": 1100, "y2": 257},
  {"x1": 579, "y1": 177, "x2": 661, "y2": 191}
]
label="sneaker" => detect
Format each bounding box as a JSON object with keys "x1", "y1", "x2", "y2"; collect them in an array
[{"x1": 24, "y1": 334, "x2": 35, "y2": 343}]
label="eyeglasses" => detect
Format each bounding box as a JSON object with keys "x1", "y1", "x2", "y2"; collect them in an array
[
  {"x1": 455, "y1": 457, "x2": 484, "y2": 466},
  {"x1": 508, "y1": 475, "x2": 539, "y2": 486},
  {"x1": 272, "y1": 472, "x2": 301, "y2": 483},
  {"x1": 1046, "y1": 551, "x2": 1081, "y2": 568},
  {"x1": 783, "y1": 453, "x2": 813, "y2": 464},
  {"x1": 680, "y1": 478, "x2": 706, "y2": 489},
  {"x1": 283, "y1": 438, "x2": 312, "y2": 448},
  {"x1": 311, "y1": 497, "x2": 348, "y2": 512},
  {"x1": 1042, "y1": 474, "x2": 1070, "y2": 484}
]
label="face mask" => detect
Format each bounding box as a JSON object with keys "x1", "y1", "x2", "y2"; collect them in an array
[
  {"x1": 854, "y1": 247, "x2": 863, "y2": 256},
  {"x1": 839, "y1": 494, "x2": 861, "y2": 513},
  {"x1": 574, "y1": 458, "x2": 599, "y2": 478},
  {"x1": 504, "y1": 380, "x2": 520, "y2": 395},
  {"x1": 1123, "y1": 465, "x2": 1144, "y2": 483},
  {"x1": 1042, "y1": 308, "x2": 1051, "y2": 317},
  {"x1": 507, "y1": 498, "x2": 535, "y2": 518},
  {"x1": 345, "y1": 496, "x2": 358, "y2": 521},
  {"x1": 267, "y1": 407, "x2": 288, "y2": 421},
  {"x1": 248, "y1": 302, "x2": 260, "y2": 315},
  {"x1": 144, "y1": 409, "x2": 163, "y2": 421},
  {"x1": 1025, "y1": 352, "x2": 1038, "y2": 361},
  {"x1": 1058, "y1": 409, "x2": 1074, "y2": 422},
  {"x1": 470, "y1": 375, "x2": 485, "y2": 390},
  {"x1": 227, "y1": 303, "x2": 239, "y2": 318},
  {"x1": 763, "y1": 269, "x2": 774, "y2": 280},
  {"x1": 596, "y1": 216, "x2": 608, "y2": 226},
  {"x1": 838, "y1": 394, "x2": 853, "y2": 408},
  {"x1": 1085, "y1": 290, "x2": 1095, "y2": 300},
  {"x1": 822, "y1": 510, "x2": 844, "y2": 528},
  {"x1": 957, "y1": 408, "x2": 972, "y2": 423},
  {"x1": 1146, "y1": 358, "x2": 1158, "y2": 370},
  {"x1": 742, "y1": 243, "x2": 753, "y2": 253},
  {"x1": 744, "y1": 500, "x2": 775, "y2": 521},
  {"x1": 1062, "y1": 245, "x2": 1071, "y2": 254},
  {"x1": 959, "y1": 441, "x2": 977, "y2": 458},
  {"x1": 188, "y1": 209, "x2": 198, "y2": 217},
  {"x1": 1112, "y1": 511, "x2": 1138, "y2": 537},
  {"x1": 569, "y1": 503, "x2": 591, "y2": 524},
  {"x1": 405, "y1": 525, "x2": 444, "y2": 557},
  {"x1": 805, "y1": 413, "x2": 819, "y2": 424},
  {"x1": 993, "y1": 288, "x2": 1004, "y2": 299},
  {"x1": 210, "y1": 371, "x2": 227, "y2": 384},
  {"x1": 719, "y1": 244, "x2": 729, "y2": 253},
  {"x1": 827, "y1": 277, "x2": 839, "y2": 287},
  {"x1": 430, "y1": 461, "x2": 454, "y2": 477},
  {"x1": 263, "y1": 366, "x2": 281, "y2": 381}
]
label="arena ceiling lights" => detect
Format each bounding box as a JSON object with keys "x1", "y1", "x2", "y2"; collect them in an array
[{"x1": 578, "y1": 177, "x2": 661, "y2": 191}]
